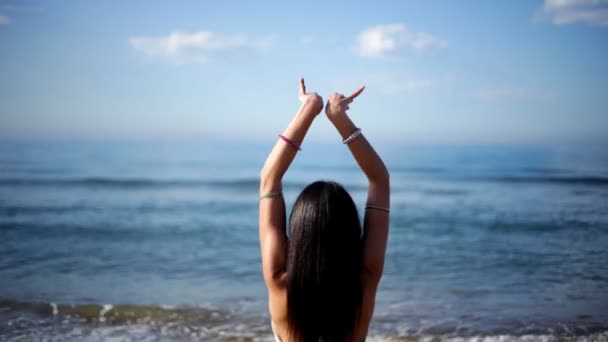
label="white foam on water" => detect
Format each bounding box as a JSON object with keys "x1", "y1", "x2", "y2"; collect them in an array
[
  {"x1": 361, "y1": 333, "x2": 608, "y2": 342},
  {"x1": 50, "y1": 302, "x2": 58, "y2": 316},
  {"x1": 99, "y1": 304, "x2": 113, "y2": 323},
  {"x1": 406, "y1": 333, "x2": 608, "y2": 342}
]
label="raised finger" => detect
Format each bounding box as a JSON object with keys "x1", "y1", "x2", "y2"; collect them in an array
[
  {"x1": 299, "y1": 78, "x2": 306, "y2": 95},
  {"x1": 344, "y1": 86, "x2": 365, "y2": 102}
]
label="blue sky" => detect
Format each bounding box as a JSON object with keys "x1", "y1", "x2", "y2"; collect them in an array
[{"x1": 1, "y1": 0, "x2": 607, "y2": 144}]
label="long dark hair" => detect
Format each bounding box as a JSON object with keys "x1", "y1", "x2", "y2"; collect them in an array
[{"x1": 286, "y1": 180, "x2": 364, "y2": 342}]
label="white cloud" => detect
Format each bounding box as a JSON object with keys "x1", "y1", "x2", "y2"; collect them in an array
[
  {"x1": 0, "y1": 13, "x2": 10, "y2": 25},
  {"x1": 473, "y1": 87, "x2": 554, "y2": 102},
  {"x1": 356, "y1": 23, "x2": 446, "y2": 58},
  {"x1": 129, "y1": 31, "x2": 276, "y2": 64},
  {"x1": 537, "y1": 0, "x2": 608, "y2": 26}
]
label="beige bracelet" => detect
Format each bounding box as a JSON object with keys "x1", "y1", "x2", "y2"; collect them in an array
[
  {"x1": 343, "y1": 128, "x2": 362, "y2": 144},
  {"x1": 365, "y1": 204, "x2": 390, "y2": 213},
  {"x1": 260, "y1": 190, "x2": 283, "y2": 200}
]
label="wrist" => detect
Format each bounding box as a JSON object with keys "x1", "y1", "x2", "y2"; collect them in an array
[
  {"x1": 299, "y1": 102, "x2": 321, "y2": 119},
  {"x1": 300, "y1": 93, "x2": 323, "y2": 115},
  {"x1": 327, "y1": 111, "x2": 348, "y2": 123}
]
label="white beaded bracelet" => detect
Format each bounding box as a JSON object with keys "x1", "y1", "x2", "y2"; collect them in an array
[{"x1": 342, "y1": 128, "x2": 362, "y2": 144}]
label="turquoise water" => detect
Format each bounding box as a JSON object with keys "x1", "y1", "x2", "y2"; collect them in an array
[{"x1": 1, "y1": 140, "x2": 607, "y2": 341}]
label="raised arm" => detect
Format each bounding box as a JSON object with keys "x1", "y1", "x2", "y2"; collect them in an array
[
  {"x1": 325, "y1": 87, "x2": 390, "y2": 281},
  {"x1": 259, "y1": 78, "x2": 323, "y2": 288},
  {"x1": 326, "y1": 86, "x2": 390, "y2": 340}
]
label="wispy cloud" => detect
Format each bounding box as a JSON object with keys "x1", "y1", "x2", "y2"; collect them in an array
[
  {"x1": 331, "y1": 73, "x2": 433, "y2": 95},
  {"x1": 299, "y1": 35, "x2": 315, "y2": 45},
  {"x1": 370, "y1": 74, "x2": 432, "y2": 94},
  {"x1": 0, "y1": 3, "x2": 44, "y2": 25},
  {"x1": 473, "y1": 87, "x2": 554, "y2": 102},
  {"x1": 356, "y1": 23, "x2": 447, "y2": 59},
  {"x1": 130, "y1": 31, "x2": 276, "y2": 64},
  {"x1": 0, "y1": 13, "x2": 10, "y2": 25},
  {"x1": 1, "y1": 4, "x2": 43, "y2": 11},
  {"x1": 536, "y1": 0, "x2": 608, "y2": 26},
  {"x1": 298, "y1": 34, "x2": 338, "y2": 46}
]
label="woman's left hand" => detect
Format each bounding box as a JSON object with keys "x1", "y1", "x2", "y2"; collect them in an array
[{"x1": 299, "y1": 78, "x2": 324, "y2": 118}]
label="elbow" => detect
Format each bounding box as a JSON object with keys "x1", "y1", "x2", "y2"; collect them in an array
[
  {"x1": 259, "y1": 168, "x2": 281, "y2": 192},
  {"x1": 259, "y1": 167, "x2": 269, "y2": 182},
  {"x1": 381, "y1": 169, "x2": 390, "y2": 185},
  {"x1": 370, "y1": 169, "x2": 390, "y2": 188},
  {"x1": 363, "y1": 262, "x2": 384, "y2": 284}
]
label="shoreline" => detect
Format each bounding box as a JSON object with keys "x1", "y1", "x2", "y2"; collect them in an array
[{"x1": 1, "y1": 297, "x2": 607, "y2": 341}]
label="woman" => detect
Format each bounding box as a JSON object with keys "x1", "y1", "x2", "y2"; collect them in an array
[{"x1": 259, "y1": 78, "x2": 390, "y2": 342}]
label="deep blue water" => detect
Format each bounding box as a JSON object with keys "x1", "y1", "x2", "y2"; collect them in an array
[{"x1": 1, "y1": 140, "x2": 607, "y2": 341}]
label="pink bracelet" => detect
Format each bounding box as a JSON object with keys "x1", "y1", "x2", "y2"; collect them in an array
[{"x1": 278, "y1": 134, "x2": 301, "y2": 151}]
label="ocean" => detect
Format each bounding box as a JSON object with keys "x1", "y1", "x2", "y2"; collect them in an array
[{"x1": 1, "y1": 140, "x2": 607, "y2": 341}]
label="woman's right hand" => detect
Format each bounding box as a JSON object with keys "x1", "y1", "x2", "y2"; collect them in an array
[
  {"x1": 299, "y1": 78, "x2": 324, "y2": 118},
  {"x1": 325, "y1": 86, "x2": 365, "y2": 119}
]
